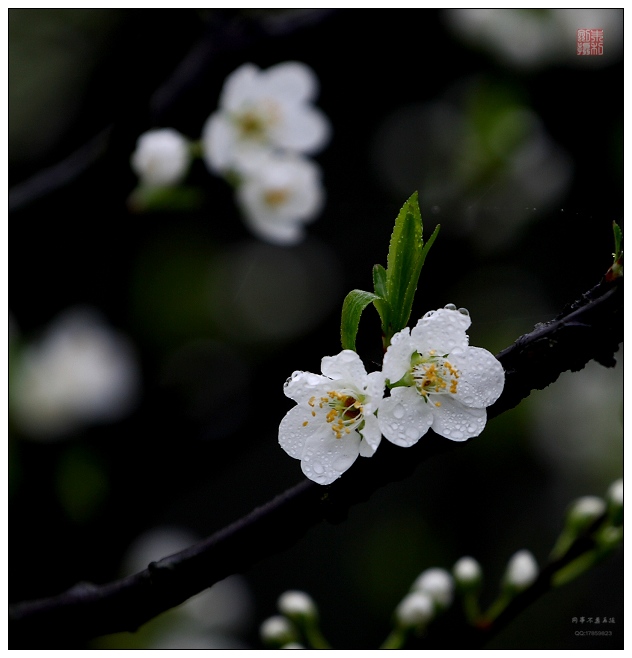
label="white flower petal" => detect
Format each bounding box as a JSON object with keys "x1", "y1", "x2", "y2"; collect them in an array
[
  {"x1": 321, "y1": 350, "x2": 368, "y2": 384},
  {"x1": 430, "y1": 396, "x2": 487, "y2": 441},
  {"x1": 410, "y1": 308, "x2": 470, "y2": 355},
  {"x1": 301, "y1": 430, "x2": 361, "y2": 485},
  {"x1": 383, "y1": 328, "x2": 414, "y2": 384},
  {"x1": 275, "y1": 105, "x2": 331, "y2": 154},
  {"x1": 201, "y1": 114, "x2": 236, "y2": 173},
  {"x1": 364, "y1": 370, "x2": 386, "y2": 413},
  {"x1": 279, "y1": 405, "x2": 319, "y2": 459},
  {"x1": 451, "y1": 346, "x2": 505, "y2": 408},
  {"x1": 220, "y1": 63, "x2": 261, "y2": 110},
  {"x1": 359, "y1": 413, "x2": 382, "y2": 456},
  {"x1": 283, "y1": 370, "x2": 329, "y2": 403},
  {"x1": 243, "y1": 215, "x2": 306, "y2": 246},
  {"x1": 262, "y1": 61, "x2": 319, "y2": 103},
  {"x1": 378, "y1": 386, "x2": 433, "y2": 447}
]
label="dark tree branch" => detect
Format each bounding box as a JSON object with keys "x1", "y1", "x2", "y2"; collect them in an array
[{"x1": 9, "y1": 275, "x2": 623, "y2": 648}]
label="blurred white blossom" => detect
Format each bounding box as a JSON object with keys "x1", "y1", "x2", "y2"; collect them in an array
[
  {"x1": 11, "y1": 308, "x2": 139, "y2": 439},
  {"x1": 202, "y1": 61, "x2": 330, "y2": 175},
  {"x1": 236, "y1": 152, "x2": 324, "y2": 245},
  {"x1": 131, "y1": 128, "x2": 191, "y2": 187}
]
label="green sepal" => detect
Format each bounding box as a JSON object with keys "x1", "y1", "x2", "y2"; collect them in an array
[{"x1": 341, "y1": 289, "x2": 383, "y2": 351}]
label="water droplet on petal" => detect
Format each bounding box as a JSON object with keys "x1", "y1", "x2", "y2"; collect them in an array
[
  {"x1": 458, "y1": 308, "x2": 469, "y2": 316},
  {"x1": 313, "y1": 462, "x2": 324, "y2": 475},
  {"x1": 424, "y1": 310, "x2": 435, "y2": 318},
  {"x1": 393, "y1": 404, "x2": 405, "y2": 419},
  {"x1": 444, "y1": 303, "x2": 456, "y2": 310}
]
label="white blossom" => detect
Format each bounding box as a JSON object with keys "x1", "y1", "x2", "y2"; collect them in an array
[
  {"x1": 131, "y1": 128, "x2": 191, "y2": 187},
  {"x1": 11, "y1": 308, "x2": 140, "y2": 439},
  {"x1": 279, "y1": 350, "x2": 384, "y2": 485},
  {"x1": 378, "y1": 305, "x2": 504, "y2": 446},
  {"x1": 236, "y1": 152, "x2": 324, "y2": 245},
  {"x1": 202, "y1": 61, "x2": 330, "y2": 175}
]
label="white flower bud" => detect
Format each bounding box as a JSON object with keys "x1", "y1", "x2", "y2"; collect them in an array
[
  {"x1": 567, "y1": 496, "x2": 607, "y2": 532},
  {"x1": 395, "y1": 591, "x2": 434, "y2": 628},
  {"x1": 606, "y1": 479, "x2": 623, "y2": 525},
  {"x1": 504, "y1": 550, "x2": 538, "y2": 590},
  {"x1": 412, "y1": 568, "x2": 454, "y2": 608},
  {"x1": 131, "y1": 128, "x2": 190, "y2": 187},
  {"x1": 260, "y1": 615, "x2": 297, "y2": 646},
  {"x1": 452, "y1": 556, "x2": 482, "y2": 589},
  {"x1": 607, "y1": 479, "x2": 623, "y2": 507},
  {"x1": 277, "y1": 590, "x2": 317, "y2": 621}
]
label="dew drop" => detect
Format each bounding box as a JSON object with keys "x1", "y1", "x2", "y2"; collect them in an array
[
  {"x1": 424, "y1": 310, "x2": 435, "y2": 318},
  {"x1": 313, "y1": 462, "x2": 324, "y2": 475},
  {"x1": 444, "y1": 428, "x2": 451, "y2": 436},
  {"x1": 458, "y1": 308, "x2": 469, "y2": 316},
  {"x1": 392, "y1": 404, "x2": 405, "y2": 419},
  {"x1": 444, "y1": 303, "x2": 456, "y2": 310}
]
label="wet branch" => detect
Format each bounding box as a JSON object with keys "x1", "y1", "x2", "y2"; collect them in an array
[{"x1": 9, "y1": 275, "x2": 622, "y2": 648}]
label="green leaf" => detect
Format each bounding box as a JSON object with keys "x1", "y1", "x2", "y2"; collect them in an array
[
  {"x1": 385, "y1": 193, "x2": 439, "y2": 335},
  {"x1": 372, "y1": 264, "x2": 390, "y2": 332},
  {"x1": 341, "y1": 289, "x2": 383, "y2": 351},
  {"x1": 373, "y1": 264, "x2": 388, "y2": 298},
  {"x1": 612, "y1": 221, "x2": 623, "y2": 260}
]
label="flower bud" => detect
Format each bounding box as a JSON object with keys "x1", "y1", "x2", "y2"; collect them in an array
[
  {"x1": 131, "y1": 128, "x2": 191, "y2": 187},
  {"x1": 412, "y1": 568, "x2": 454, "y2": 609},
  {"x1": 260, "y1": 615, "x2": 297, "y2": 647},
  {"x1": 606, "y1": 479, "x2": 623, "y2": 526},
  {"x1": 503, "y1": 550, "x2": 538, "y2": 591},
  {"x1": 566, "y1": 496, "x2": 607, "y2": 533},
  {"x1": 395, "y1": 591, "x2": 435, "y2": 629},
  {"x1": 278, "y1": 590, "x2": 318, "y2": 622},
  {"x1": 453, "y1": 556, "x2": 483, "y2": 590}
]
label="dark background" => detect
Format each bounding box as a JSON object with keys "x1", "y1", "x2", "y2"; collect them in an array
[{"x1": 9, "y1": 9, "x2": 623, "y2": 649}]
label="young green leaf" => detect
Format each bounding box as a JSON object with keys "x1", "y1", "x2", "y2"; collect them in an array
[
  {"x1": 341, "y1": 289, "x2": 383, "y2": 351},
  {"x1": 384, "y1": 193, "x2": 439, "y2": 336},
  {"x1": 372, "y1": 264, "x2": 390, "y2": 334}
]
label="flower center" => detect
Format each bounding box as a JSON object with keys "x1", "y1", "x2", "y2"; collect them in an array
[
  {"x1": 234, "y1": 101, "x2": 281, "y2": 142},
  {"x1": 411, "y1": 351, "x2": 459, "y2": 404},
  {"x1": 236, "y1": 111, "x2": 267, "y2": 139},
  {"x1": 263, "y1": 188, "x2": 290, "y2": 208},
  {"x1": 308, "y1": 390, "x2": 365, "y2": 439}
]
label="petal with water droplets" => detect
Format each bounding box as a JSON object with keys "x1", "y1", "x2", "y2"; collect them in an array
[
  {"x1": 378, "y1": 386, "x2": 433, "y2": 447},
  {"x1": 431, "y1": 397, "x2": 486, "y2": 441}
]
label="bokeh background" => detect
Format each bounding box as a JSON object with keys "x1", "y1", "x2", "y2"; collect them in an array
[{"x1": 9, "y1": 9, "x2": 623, "y2": 649}]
